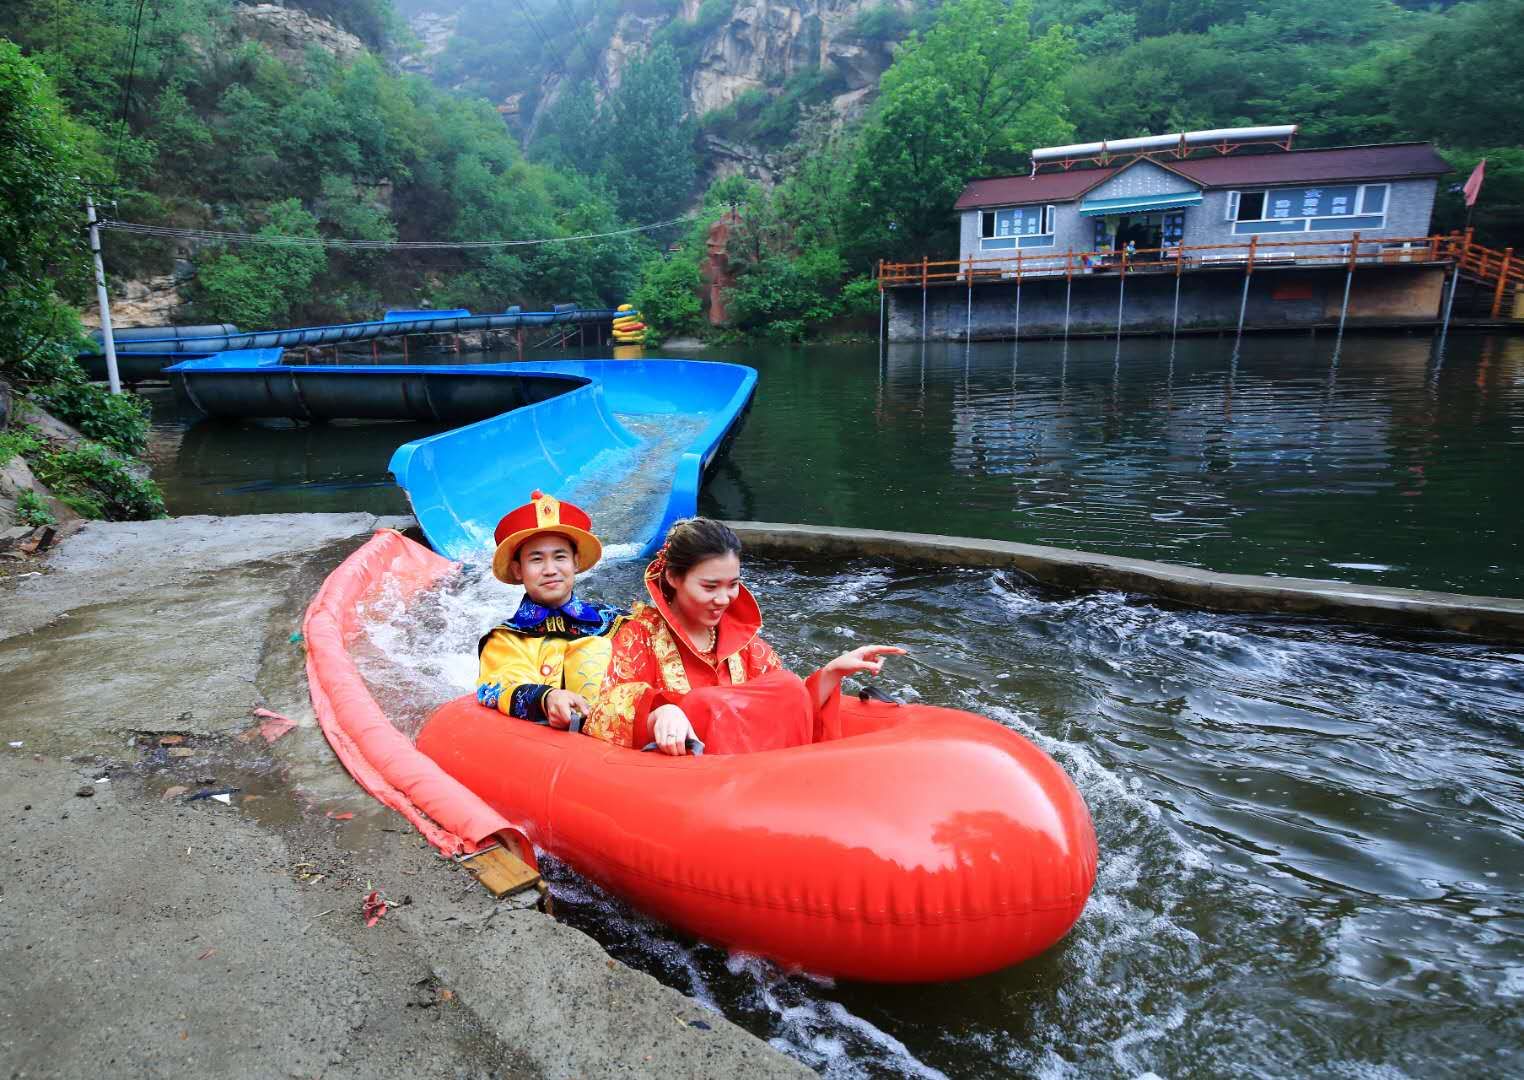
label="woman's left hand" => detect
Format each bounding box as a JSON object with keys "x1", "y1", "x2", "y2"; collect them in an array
[{"x1": 824, "y1": 644, "x2": 907, "y2": 679}]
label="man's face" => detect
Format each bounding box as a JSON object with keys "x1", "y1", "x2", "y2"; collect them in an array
[{"x1": 511, "y1": 534, "x2": 576, "y2": 607}]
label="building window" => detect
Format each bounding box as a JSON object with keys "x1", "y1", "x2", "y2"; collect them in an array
[
  {"x1": 980, "y1": 205, "x2": 1056, "y2": 250},
  {"x1": 1227, "y1": 183, "x2": 1390, "y2": 234}
]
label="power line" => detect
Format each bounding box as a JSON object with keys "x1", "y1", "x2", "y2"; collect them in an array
[
  {"x1": 108, "y1": 0, "x2": 152, "y2": 195},
  {"x1": 96, "y1": 212, "x2": 699, "y2": 249}
]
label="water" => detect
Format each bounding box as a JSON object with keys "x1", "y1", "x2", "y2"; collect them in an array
[
  {"x1": 139, "y1": 335, "x2": 1524, "y2": 1076},
  {"x1": 145, "y1": 332, "x2": 1524, "y2": 596},
  {"x1": 347, "y1": 550, "x2": 1524, "y2": 1079}
]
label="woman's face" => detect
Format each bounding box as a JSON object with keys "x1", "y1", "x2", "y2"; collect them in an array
[{"x1": 667, "y1": 552, "x2": 742, "y2": 629}]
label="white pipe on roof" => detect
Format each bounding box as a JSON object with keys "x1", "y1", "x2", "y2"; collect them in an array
[
  {"x1": 1104, "y1": 133, "x2": 1182, "y2": 154},
  {"x1": 1031, "y1": 125, "x2": 1299, "y2": 162},
  {"x1": 1031, "y1": 141, "x2": 1106, "y2": 162},
  {"x1": 1183, "y1": 125, "x2": 1297, "y2": 145}
]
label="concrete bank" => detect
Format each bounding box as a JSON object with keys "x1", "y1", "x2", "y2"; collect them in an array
[
  {"x1": 0, "y1": 514, "x2": 807, "y2": 1080},
  {"x1": 727, "y1": 521, "x2": 1524, "y2": 642}
]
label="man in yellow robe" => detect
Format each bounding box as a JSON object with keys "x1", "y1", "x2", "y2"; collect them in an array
[{"x1": 476, "y1": 490, "x2": 624, "y2": 729}]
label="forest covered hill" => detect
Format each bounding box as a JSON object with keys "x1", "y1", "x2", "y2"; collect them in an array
[{"x1": 1, "y1": 0, "x2": 1520, "y2": 346}]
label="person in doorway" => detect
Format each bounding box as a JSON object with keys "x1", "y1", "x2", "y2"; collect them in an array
[
  {"x1": 583, "y1": 518, "x2": 904, "y2": 755},
  {"x1": 476, "y1": 490, "x2": 625, "y2": 730}
]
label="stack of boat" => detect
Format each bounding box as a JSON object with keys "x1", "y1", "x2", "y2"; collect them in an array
[{"x1": 611, "y1": 304, "x2": 646, "y2": 345}]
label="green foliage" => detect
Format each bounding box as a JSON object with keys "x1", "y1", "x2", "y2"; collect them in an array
[
  {"x1": 631, "y1": 249, "x2": 705, "y2": 340},
  {"x1": 849, "y1": 0, "x2": 1076, "y2": 257},
  {"x1": 190, "y1": 200, "x2": 329, "y2": 327},
  {"x1": 655, "y1": 0, "x2": 736, "y2": 67},
  {"x1": 602, "y1": 45, "x2": 698, "y2": 223},
  {"x1": 1385, "y1": 0, "x2": 1524, "y2": 149},
  {"x1": 531, "y1": 82, "x2": 606, "y2": 176},
  {"x1": 723, "y1": 246, "x2": 846, "y2": 340},
  {"x1": 15, "y1": 489, "x2": 56, "y2": 528},
  {"x1": 839, "y1": 275, "x2": 881, "y2": 319},
  {"x1": 0, "y1": 40, "x2": 100, "y2": 389},
  {"x1": 1434, "y1": 149, "x2": 1524, "y2": 245},
  {"x1": 850, "y1": 3, "x2": 913, "y2": 41},
  {"x1": 29, "y1": 382, "x2": 152, "y2": 457},
  {"x1": 0, "y1": 426, "x2": 44, "y2": 469},
  {"x1": 31, "y1": 441, "x2": 166, "y2": 521}
]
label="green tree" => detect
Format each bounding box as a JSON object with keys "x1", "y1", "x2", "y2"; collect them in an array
[
  {"x1": 848, "y1": 0, "x2": 1076, "y2": 258},
  {"x1": 1386, "y1": 0, "x2": 1524, "y2": 150},
  {"x1": 191, "y1": 200, "x2": 329, "y2": 327},
  {"x1": 0, "y1": 40, "x2": 97, "y2": 386},
  {"x1": 531, "y1": 81, "x2": 608, "y2": 177},
  {"x1": 602, "y1": 44, "x2": 698, "y2": 223}
]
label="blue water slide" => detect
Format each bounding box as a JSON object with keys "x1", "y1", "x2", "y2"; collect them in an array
[
  {"x1": 100, "y1": 307, "x2": 620, "y2": 353},
  {"x1": 387, "y1": 359, "x2": 757, "y2": 561},
  {"x1": 160, "y1": 346, "x2": 756, "y2": 560}
]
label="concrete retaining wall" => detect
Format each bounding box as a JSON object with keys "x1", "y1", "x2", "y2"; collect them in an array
[
  {"x1": 725, "y1": 522, "x2": 1524, "y2": 642},
  {"x1": 886, "y1": 264, "x2": 1445, "y2": 342}
]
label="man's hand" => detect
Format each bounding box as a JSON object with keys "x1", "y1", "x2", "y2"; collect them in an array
[
  {"x1": 651, "y1": 703, "x2": 696, "y2": 755},
  {"x1": 544, "y1": 689, "x2": 590, "y2": 730}
]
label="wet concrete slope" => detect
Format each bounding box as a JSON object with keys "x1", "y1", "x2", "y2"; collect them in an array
[{"x1": 0, "y1": 515, "x2": 807, "y2": 1079}]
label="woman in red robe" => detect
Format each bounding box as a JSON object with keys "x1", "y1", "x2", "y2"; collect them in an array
[{"x1": 583, "y1": 518, "x2": 904, "y2": 755}]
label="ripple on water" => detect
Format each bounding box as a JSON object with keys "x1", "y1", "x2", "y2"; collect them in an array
[{"x1": 351, "y1": 551, "x2": 1524, "y2": 1079}]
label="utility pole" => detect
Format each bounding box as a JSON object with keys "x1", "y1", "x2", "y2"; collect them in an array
[{"x1": 85, "y1": 194, "x2": 121, "y2": 395}]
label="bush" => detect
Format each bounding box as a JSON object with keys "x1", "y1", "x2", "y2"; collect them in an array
[
  {"x1": 724, "y1": 246, "x2": 846, "y2": 340},
  {"x1": 630, "y1": 249, "x2": 705, "y2": 340},
  {"x1": 0, "y1": 425, "x2": 43, "y2": 467},
  {"x1": 32, "y1": 441, "x2": 166, "y2": 521},
  {"x1": 30, "y1": 381, "x2": 152, "y2": 456},
  {"x1": 15, "y1": 489, "x2": 56, "y2": 527},
  {"x1": 839, "y1": 274, "x2": 882, "y2": 318}
]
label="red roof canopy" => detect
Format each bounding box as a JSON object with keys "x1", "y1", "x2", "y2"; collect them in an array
[{"x1": 954, "y1": 143, "x2": 1452, "y2": 211}]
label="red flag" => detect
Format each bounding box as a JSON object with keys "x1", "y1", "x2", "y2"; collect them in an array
[{"x1": 1463, "y1": 158, "x2": 1486, "y2": 207}]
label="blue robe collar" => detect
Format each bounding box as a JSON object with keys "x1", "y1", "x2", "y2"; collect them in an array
[{"x1": 500, "y1": 593, "x2": 623, "y2": 638}]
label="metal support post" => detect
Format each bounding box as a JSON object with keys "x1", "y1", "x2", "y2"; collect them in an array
[
  {"x1": 1063, "y1": 249, "x2": 1073, "y2": 342},
  {"x1": 1438, "y1": 264, "x2": 1461, "y2": 350},
  {"x1": 1115, "y1": 249, "x2": 1127, "y2": 346},
  {"x1": 965, "y1": 255, "x2": 974, "y2": 344},
  {"x1": 1172, "y1": 242, "x2": 1184, "y2": 337},
  {"x1": 85, "y1": 195, "x2": 121, "y2": 395},
  {"x1": 1234, "y1": 236, "x2": 1257, "y2": 342},
  {"x1": 1013, "y1": 252, "x2": 1023, "y2": 348},
  {"x1": 1334, "y1": 232, "x2": 1360, "y2": 355},
  {"x1": 920, "y1": 256, "x2": 928, "y2": 343}
]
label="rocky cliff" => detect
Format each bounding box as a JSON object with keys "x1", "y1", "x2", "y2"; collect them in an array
[
  {"x1": 231, "y1": 3, "x2": 366, "y2": 65},
  {"x1": 408, "y1": 0, "x2": 908, "y2": 141}
]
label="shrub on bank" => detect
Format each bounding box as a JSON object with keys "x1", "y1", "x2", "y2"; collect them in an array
[
  {"x1": 30, "y1": 441, "x2": 165, "y2": 521},
  {"x1": 29, "y1": 380, "x2": 152, "y2": 456},
  {"x1": 631, "y1": 249, "x2": 705, "y2": 341}
]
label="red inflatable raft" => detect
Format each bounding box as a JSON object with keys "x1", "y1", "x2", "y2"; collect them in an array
[{"x1": 306, "y1": 529, "x2": 1097, "y2": 983}]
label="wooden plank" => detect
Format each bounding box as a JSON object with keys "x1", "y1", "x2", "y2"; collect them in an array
[{"x1": 459, "y1": 845, "x2": 541, "y2": 899}]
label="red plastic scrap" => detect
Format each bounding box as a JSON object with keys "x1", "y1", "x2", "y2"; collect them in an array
[
  {"x1": 326, "y1": 811, "x2": 354, "y2": 821},
  {"x1": 362, "y1": 890, "x2": 388, "y2": 927},
  {"x1": 252, "y1": 708, "x2": 297, "y2": 743}
]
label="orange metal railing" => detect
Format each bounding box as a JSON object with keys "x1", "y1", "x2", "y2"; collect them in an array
[
  {"x1": 1439, "y1": 231, "x2": 1523, "y2": 317},
  {"x1": 878, "y1": 231, "x2": 1521, "y2": 319}
]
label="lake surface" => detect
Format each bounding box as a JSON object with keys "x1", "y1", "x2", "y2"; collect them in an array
[
  {"x1": 144, "y1": 331, "x2": 1524, "y2": 597},
  {"x1": 141, "y1": 332, "x2": 1524, "y2": 1077}
]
